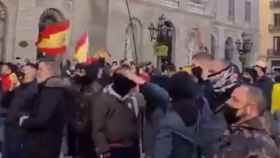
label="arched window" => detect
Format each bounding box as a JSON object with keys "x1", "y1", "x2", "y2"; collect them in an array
[
  {"x1": 228, "y1": 0, "x2": 235, "y2": 21},
  {"x1": 37, "y1": 8, "x2": 65, "y2": 60},
  {"x1": 125, "y1": 17, "x2": 143, "y2": 63}
]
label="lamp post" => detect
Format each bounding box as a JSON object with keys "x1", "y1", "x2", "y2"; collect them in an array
[
  {"x1": 148, "y1": 14, "x2": 174, "y2": 68},
  {"x1": 148, "y1": 14, "x2": 174, "y2": 42},
  {"x1": 235, "y1": 32, "x2": 253, "y2": 70}
]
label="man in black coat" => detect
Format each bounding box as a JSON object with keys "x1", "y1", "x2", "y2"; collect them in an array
[
  {"x1": 18, "y1": 61, "x2": 69, "y2": 158},
  {"x1": 3, "y1": 63, "x2": 38, "y2": 158}
]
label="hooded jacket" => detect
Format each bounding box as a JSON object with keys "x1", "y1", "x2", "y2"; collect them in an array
[{"x1": 20, "y1": 77, "x2": 70, "y2": 158}]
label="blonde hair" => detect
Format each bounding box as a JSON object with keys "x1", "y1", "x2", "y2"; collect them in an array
[{"x1": 244, "y1": 85, "x2": 266, "y2": 113}]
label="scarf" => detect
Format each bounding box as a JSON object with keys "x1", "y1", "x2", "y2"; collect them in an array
[{"x1": 208, "y1": 65, "x2": 239, "y2": 93}]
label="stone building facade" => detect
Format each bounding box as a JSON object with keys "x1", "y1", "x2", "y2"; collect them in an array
[
  {"x1": 260, "y1": 0, "x2": 280, "y2": 72},
  {"x1": 0, "y1": 0, "x2": 259, "y2": 68}
]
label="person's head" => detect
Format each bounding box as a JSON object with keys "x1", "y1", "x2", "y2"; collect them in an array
[
  {"x1": 275, "y1": 75, "x2": 280, "y2": 83},
  {"x1": 21, "y1": 63, "x2": 37, "y2": 84},
  {"x1": 242, "y1": 68, "x2": 258, "y2": 84},
  {"x1": 224, "y1": 85, "x2": 264, "y2": 124},
  {"x1": 254, "y1": 60, "x2": 267, "y2": 79},
  {"x1": 168, "y1": 72, "x2": 198, "y2": 101},
  {"x1": 37, "y1": 61, "x2": 61, "y2": 83},
  {"x1": 112, "y1": 67, "x2": 137, "y2": 97},
  {"x1": 208, "y1": 59, "x2": 229, "y2": 75},
  {"x1": 192, "y1": 53, "x2": 214, "y2": 80},
  {"x1": 1, "y1": 63, "x2": 16, "y2": 75}
]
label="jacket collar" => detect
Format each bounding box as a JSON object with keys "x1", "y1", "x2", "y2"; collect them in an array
[
  {"x1": 104, "y1": 84, "x2": 130, "y2": 101},
  {"x1": 42, "y1": 76, "x2": 70, "y2": 88},
  {"x1": 231, "y1": 116, "x2": 268, "y2": 133}
]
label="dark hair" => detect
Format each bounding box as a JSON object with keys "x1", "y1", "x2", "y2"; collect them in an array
[
  {"x1": 3, "y1": 63, "x2": 18, "y2": 73},
  {"x1": 168, "y1": 72, "x2": 199, "y2": 100},
  {"x1": 275, "y1": 75, "x2": 280, "y2": 83},
  {"x1": 255, "y1": 65, "x2": 267, "y2": 74},
  {"x1": 243, "y1": 68, "x2": 258, "y2": 83}
]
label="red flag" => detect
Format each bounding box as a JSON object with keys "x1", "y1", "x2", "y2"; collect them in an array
[{"x1": 37, "y1": 20, "x2": 70, "y2": 56}]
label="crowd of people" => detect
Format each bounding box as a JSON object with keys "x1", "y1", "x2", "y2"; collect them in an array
[{"x1": 0, "y1": 53, "x2": 280, "y2": 158}]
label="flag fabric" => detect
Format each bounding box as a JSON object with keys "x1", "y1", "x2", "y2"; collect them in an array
[
  {"x1": 94, "y1": 48, "x2": 112, "y2": 63},
  {"x1": 73, "y1": 32, "x2": 89, "y2": 63},
  {"x1": 37, "y1": 20, "x2": 70, "y2": 56},
  {"x1": 1, "y1": 73, "x2": 19, "y2": 93},
  {"x1": 86, "y1": 56, "x2": 99, "y2": 65}
]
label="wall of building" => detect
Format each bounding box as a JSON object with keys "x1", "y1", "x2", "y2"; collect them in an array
[
  {"x1": 0, "y1": 0, "x2": 259, "y2": 68},
  {"x1": 213, "y1": 0, "x2": 259, "y2": 67},
  {"x1": 70, "y1": 0, "x2": 109, "y2": 58},
  {"x1": 259, "y1": 0, "x2": 280, "y2": 71},
  {"x1": 106, "y1": 0, "x2": 212, "y2": 67},
  {"x1": 1, "y1": 0, "x2": 19, "y2": 62},
  {"x1": 3, "y1": 0, "x2": 109, "y2": 61},
  {"x1": 259, "y1": 0, "x2": 271, "y2": 58}
]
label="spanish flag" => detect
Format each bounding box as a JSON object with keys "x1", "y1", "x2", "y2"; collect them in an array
[
  {"x1": 37, "y1": 20, "x2": 70, "y2": 56},
  {"x1": 1, "y1": 73, "x2": 20, "y2": 93},
  {"x1": 94, "y1": 48, "x2": 112, "y2": 63},
  {"x1": 73, "y1": 32, "x2": 89, "y2": 63}
]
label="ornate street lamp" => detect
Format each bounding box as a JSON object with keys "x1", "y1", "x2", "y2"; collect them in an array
[
  {"x1": 148, "y1": 14, "x2": 174, "y2": 42},
  {"x1": 235, "y1": 32, "x2": 253, "y2": 69},
  {"x1": 148, "y1": 14, "x2": 174, "y2": 69}
]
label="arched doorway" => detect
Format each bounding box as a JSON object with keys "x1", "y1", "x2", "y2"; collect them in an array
[
  {"x1": 0, "y1": 2, "x2": 7, "y2": 62},
  {"x1": 225, "y1": 37, "x2": 234, "y2": 61},
  {"x1": 125, "y1": 17, "x2": 143, "y2": 63},
  {"x1": 37, "y1": 8, "x2": 65, "y2": 60}
]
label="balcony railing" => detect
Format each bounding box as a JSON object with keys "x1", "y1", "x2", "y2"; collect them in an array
[
  {"x1": 269, "y1": 24, "x2": 280, "y2": 33},
  {"x1": 268, "y1": 49, "x2": 280, "y2": 57},
  {"x1": 270, "y1": 0, "x2": 280, "y2": 9}
]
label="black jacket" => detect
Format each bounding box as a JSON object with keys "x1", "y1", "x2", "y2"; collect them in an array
[
  {"x1": 21, "y1": 77, "x2": 70, "y2": 158},
  {"x1": 255, "y1": 76, "x2": 274, "y2": 111},
  {"x1": 7, "y1": 80, "x2": 38, "y2": 125}
]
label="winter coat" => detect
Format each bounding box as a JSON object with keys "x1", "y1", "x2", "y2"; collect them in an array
[
  {"x1": 140, "y1": 83, "x2": 170, "y2": 156},
  {"x1": 255, "y1": 76, "x2": 274, "y2": 111},
  {"x1": 20, "y1": 77, "x2": 70, "y2": 158},
  {"x1": 92, "y1": 85, "x2": 139, "y2": 155},
  {"x1": 153, "y1": 101, "x2": 198, "y2": 158},
  {"x1": 7, "y1": 80, "x2": 38, "y2": 125},
  {"x1": 207, "y1": 116, "x2": 279, "y2": 158}
]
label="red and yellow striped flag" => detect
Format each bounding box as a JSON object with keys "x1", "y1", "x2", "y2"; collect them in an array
[
  {"x1": 37, "y1": 20, "x2": 70, "y2": 56},
  {"x1": 94, "y1": 48, "x2": 112, "y2": 63},
  {"x1": 73, "y1": 32, "x2": 89, "y2": 63}
]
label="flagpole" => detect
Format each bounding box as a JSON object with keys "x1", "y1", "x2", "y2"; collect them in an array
[{"x1": 125, "y1": 0, "x2": 138, "y2": 64}]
